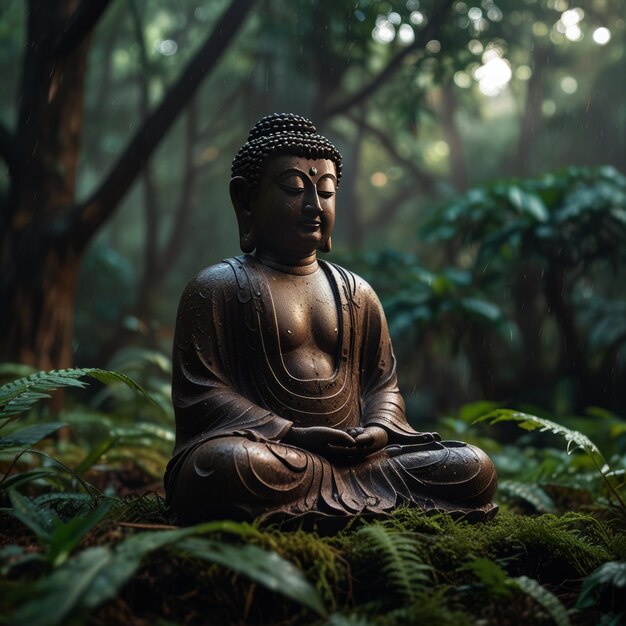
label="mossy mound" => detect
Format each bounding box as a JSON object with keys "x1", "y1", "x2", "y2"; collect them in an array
[{"x1": 5, "y1": 497, "x2": 620, "y2": 625}]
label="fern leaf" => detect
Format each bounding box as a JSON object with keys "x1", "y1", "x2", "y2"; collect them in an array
[
  {"x1": 513, "y1": 576, "x2": 572, "y2": 626},
  {"x1": 475, "y1": 410, "x2": 626, "y2": 509},
  {"x1": 475, "y1": 410, "x2": 605, "y2": 463},
  {"x1": 0, "y1": 368, "x2": 152, "y2": 420},
  {"x1": 498, "y1": 480, "x2": 557, "y2": 514},
  {"x1": 355, "y1": 525, "x2": 431, "y2": 601}
]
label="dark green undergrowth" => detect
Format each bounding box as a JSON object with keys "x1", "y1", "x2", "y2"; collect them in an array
[
  {"x1": 3, "y1": 369, "x2": 626, "y2": 625},
  {"x1": 2, "y1": 498, "x2": 625, "y2": 626}
]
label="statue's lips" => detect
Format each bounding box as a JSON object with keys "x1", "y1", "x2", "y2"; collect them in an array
[{"x1": 300, "y1": 219, "x2": 322, "y2": 231}]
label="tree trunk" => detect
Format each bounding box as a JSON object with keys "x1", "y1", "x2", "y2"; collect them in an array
[
  {"x1": 514, "y1": 45, "x2": 550, "y2": 176},
  {"x1": 0, "y1": 0, "x2": 254, "y2": 371},
  {"x1": 439, "y1": 84, "x2": 468, "y2": 192},
  {"x1": 1, "y1": 0, "x2": 91, "y2": 369}
]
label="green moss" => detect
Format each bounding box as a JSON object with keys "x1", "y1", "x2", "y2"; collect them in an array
[{"x1": 4, "y1": 494, "x2": 624, "y2": 625}]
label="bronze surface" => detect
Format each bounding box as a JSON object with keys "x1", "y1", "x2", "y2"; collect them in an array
[{"x1": 165, "y1": 113, "x2": 497, "y2": 525}]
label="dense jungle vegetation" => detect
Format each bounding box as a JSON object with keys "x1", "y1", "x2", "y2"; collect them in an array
[{"x1": 1, "y1": 0, "x2": 626, "y2": 624}]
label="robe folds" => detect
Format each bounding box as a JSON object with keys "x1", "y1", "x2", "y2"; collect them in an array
[{"x1": 165, "y1": 255, "x2": 497, "y2": 524}]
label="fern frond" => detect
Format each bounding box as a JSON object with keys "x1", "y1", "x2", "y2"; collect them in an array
[
  {"x1": 475, "y1": 409, "x2": 626, "y2": 510},
  {"x1": 0, "y1": 368, "x2": 151, "y2": 421},
  {"x1": 355, "y1": 525, "x2": 431, "y2": 601},
  {"x1": 513, "y1": 576, "x2": 572, "y2": 626},
  {"x1": 498, "y1": 480, "x2": 557, "y2": 514},
  {"x1": 475, "y1": 410, "x2": 604, "y2": 460}
]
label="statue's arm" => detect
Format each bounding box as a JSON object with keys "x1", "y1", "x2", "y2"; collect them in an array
[
  {"x1": 171, "y1": 266, "x2": 292, "y2": 453},
  {"x1": 357, "y1": 280, "x2": 440, "y2": 446}
]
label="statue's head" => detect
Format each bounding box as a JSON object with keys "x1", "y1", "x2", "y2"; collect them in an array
[{"x1": 230, "y1": 113, "x2": 342, "y2": 256}]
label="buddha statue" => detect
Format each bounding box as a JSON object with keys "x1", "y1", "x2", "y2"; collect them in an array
[{"x1": 165, "y1": 113, "x2": 497, "y2": 525}]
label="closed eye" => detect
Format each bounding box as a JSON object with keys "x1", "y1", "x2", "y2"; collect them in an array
[
  {"x1": 319, "y1": 191, "x2": 335, "y2": 199},
  {"x1": 278, "y1": 183, "x2": 304, "y2": 195}
]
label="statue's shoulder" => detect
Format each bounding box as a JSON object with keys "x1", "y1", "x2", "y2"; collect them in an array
[
  {"x1": 322, "y1": 261, "x2": 380, "y2": 307},
  {"x1": 185, "y1": 255, "x2": 253, "y2": 294}
]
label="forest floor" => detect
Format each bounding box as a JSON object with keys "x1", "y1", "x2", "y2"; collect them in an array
[{"x1": 2, "y1": 480, "x2": 625, "y2": 626}]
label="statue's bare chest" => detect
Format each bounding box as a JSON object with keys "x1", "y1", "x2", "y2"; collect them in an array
[{"x1": 266, "y1": 269, "x2": 340, "y2": 379}]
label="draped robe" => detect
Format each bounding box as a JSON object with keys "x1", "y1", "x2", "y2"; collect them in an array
[{"x1": 165, "y1": 255, "x2": 497, "y2": 524}]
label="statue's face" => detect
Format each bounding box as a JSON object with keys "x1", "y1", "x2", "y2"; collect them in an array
[{"x1": 252, "y1": 155, "x2": 336, "y2": 261}]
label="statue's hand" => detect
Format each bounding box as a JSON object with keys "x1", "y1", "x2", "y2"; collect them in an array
[
  {"x1": 352, "y1": 426, "x2": 388, "y2": 455},
  {"x1": 284, "y1": 426, "x2": 357, "y2": 456},
  {"x1": 409, "y1": 431, "x2": 442, "y2": 443}
]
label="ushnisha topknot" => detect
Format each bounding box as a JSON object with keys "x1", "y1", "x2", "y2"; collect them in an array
[{"x1": 231, "y1": 113, "x2": 343, "y2": 194}]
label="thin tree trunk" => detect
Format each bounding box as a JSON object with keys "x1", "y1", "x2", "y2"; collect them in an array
[
  {"x1": 439, "y1": 84, "x2": 468, "y2": 191},
  {"x1": 514, "y1": 45, "x2": 550, "y2": 176}
]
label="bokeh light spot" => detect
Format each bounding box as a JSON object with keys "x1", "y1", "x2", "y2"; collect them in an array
[
  {"x1": 593, "y1": 27, "x2": 611, "y2": 45},
  {"x1": 158, "y1": 39, "x2": 178, "y2": 56},
  {"x1": 542, "y1": 99, "x2": 557, "y2": 116},
  {"x1": 454, "y1": 71, "x2": 472, "y2": 88},
  {"x1": 468, "y1": 39, "x2": 483, "y2": 54},
  {"x1": 560, "y1": 76, "x2": 578, "y2": 93},
  {"x1": 398, "y1": 24, "x2": 415, "y2": 44},
  {"x1": 410, "y1": 11, "x2": 425, "y2": 25},
  {"x1": 426, "y1": 39, "x2": 441, "y2": 53},
  {"x1": 371, "y1": 172, "x2": 388, "y2": 187},
  {"x1": 373, "y1": 18, "x2": 396, "y2": 44},
  {"x1": 475, "y1": 56, "x2": 512, "y2": 96}
]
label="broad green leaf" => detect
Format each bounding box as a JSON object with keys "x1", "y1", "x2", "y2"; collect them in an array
[
  {"x1": 464, "y1": 557, "x2": 512, "y2": 597},
  {"x1": 8, "y1": 489, "x2": 58, "y2": 540},
  {"x1": 506, "y1": 186, "x2": 548, "y2": 222},
  {"x1": 577, "y1": 561, "x2": 626, "y2": 609},
  {"x1": 175, "y1": 537, "x2": 326, "y2": 616},
  {"x1": 459, "y1": 298, "x2": 502, "y2": 323},
  {"x1": 0, "y1": 363, "x2": 37, "y2": 378},
  {"x1": 0, "y1": 422, "x2": 67, "y2": 449},
  {"x1": 74, "y1": 436, "x2": 117, "y2": 475},
  {"x1": 0, "y1": 469, "x2": 60, "y2": 492},
  {"x1": 0, "y1": 544, "x2": 47, "y2": 576},
  {"x1": 47, "y1": 502, "x2": 112, "y2": 566},
  {"x1": 8, "y1": 546, "x2": 114, "y2": 626},
  {"x1": 458, "y1": 401, "x2": 501, "y2": 423}
]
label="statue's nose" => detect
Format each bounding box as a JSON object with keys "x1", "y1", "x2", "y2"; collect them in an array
[{"x1": 303, "y1": 189, "x2": 322, "y2": 215}]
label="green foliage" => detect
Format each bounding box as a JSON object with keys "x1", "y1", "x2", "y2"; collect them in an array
[
  {"x1": 6, "y1": 491, "x2": 112, "y2": 567},
  {"x1": 514, "y1": 575, "x2": 572, "y2": 626},
  {"x1": 577, "y1": 561, "x2": 626, "y2": 621},
  {"x1": 0, "y1": 368, "x2": 163, "y2": 499},
  {"x1": 497, "y1": 480, "x2": 557, "y2": 514},
  {"x1": 4, "y1": 520, "x2": 325, "y2": 626},
  {"x1": 476, "y1": 410, "x2": 605, "y2": 461},
  {"x1": 0, "y1": 367, "x2": 151, "y2": 423},
  {"x1": 174, "y1": 536, "x2": 326, "y2": 615},
  {"x1": 476, "y1": 409, "x2": 626, "y2": 511},
  {"x1": 422, "y1": 166, "x2": 626, "y2": 269},
  {"x1": 352, "y1": 524, "x2": 432, "y2": 601},
  {"x1": 4, "y1": 374, "x2": 626, "y2": 624}
]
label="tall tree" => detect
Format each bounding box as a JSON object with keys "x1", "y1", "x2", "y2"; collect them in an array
[{"x1": 0, "y1": 0, "x2": 254, "y2": 370}]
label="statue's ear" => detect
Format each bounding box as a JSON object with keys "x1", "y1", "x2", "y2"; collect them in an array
[{"x1": 230, "y1": 176, "x2": 256, "y2": 253}]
